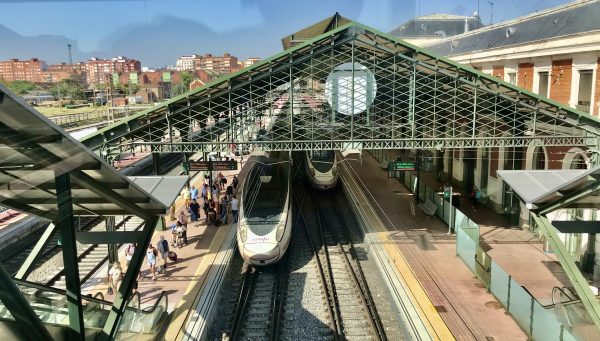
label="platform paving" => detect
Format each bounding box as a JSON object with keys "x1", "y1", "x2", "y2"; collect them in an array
[
  {"x1": 343, "y1": 151, "x2": 527, "y2": 340},
  {"x1": 81, "y1": 155, "x2": 254, "y2": 337}
]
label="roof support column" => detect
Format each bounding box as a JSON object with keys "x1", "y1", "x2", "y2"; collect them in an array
[
  {"x1": 410, "y1": 59, "x2": 416, "y2": 139},
  {"x1": 106, "y1": 216, "x2": 117, "y2": 265},
  {"x1": 55, "y1": 171, "x2": 85, "y2": 340},
  {"x1": 100, "y1": 216, "x2": 159, "y2": 340},
  {"x1": 350, "y1": 39, "x2": 355, "y2": 141},
  {"x1": 152, "y1": 152, "x2": 160, "y2": 176},
  {"x1": 0, "y1": 263, "x2": 53, "y2": 340},
  {"x1": 289, "y1": 54, "x2": 294, "y2": 144}
]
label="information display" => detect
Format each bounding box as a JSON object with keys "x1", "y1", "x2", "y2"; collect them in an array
[
  {"x1": 388, "y1": 161, "x2": 416, "y2": 171},
  {"x1": 186, "y1": 160, "x2": 238, "y2": 171}
]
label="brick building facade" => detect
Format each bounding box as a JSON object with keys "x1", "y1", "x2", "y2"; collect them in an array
[{"x1": 0, "y1": 58, "x2": 47, "y2": 82}]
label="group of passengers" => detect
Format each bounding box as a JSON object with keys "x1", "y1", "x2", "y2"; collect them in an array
[{"x1": 107, "y1": 171, "x2": 242, "y2": 291}]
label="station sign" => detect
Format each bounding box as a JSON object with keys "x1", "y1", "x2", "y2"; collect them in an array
[
  {"x1": 187, "y1": 160, "x2": 238, "y2": 172},
  {"x1": 388, "y1": 161, "x2": 415, "y2": 171}
]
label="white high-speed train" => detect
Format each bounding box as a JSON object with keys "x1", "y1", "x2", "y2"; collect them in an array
[
  {"x1": 304, "y1": 150, "x2": 339, "y2": 190},
  {"x1": 236, "y1": 153, "x2": 292, "y2": 266}
]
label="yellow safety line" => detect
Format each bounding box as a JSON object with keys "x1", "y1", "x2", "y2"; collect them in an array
[
  {"x1": 163, "y1": 225, "x2": 231, "y2": 341},
  {"x1": 340, "y1": 168, "x2": 455, "y2": 341}
]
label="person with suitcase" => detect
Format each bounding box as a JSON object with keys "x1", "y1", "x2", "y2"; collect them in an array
[{"x1": 156, "y1": 235, "x2": 169, "y2": 272}]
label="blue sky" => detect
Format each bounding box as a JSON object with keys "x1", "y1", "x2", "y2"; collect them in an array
[{"x1": 0, "y1": 0, "x2": 572, "y2": 66}]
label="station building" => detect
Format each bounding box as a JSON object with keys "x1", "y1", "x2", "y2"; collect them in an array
[{"x1": 418, "y1": 0, "x2": 600, "y2": 281}]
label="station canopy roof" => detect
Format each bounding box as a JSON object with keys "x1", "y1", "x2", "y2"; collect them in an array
[
  {"x1": 497, "y1": 166, "x2": 600, "y2": 210},
  {"x1": 0, "y1": 84, "x2": 174, "y2": 220}
]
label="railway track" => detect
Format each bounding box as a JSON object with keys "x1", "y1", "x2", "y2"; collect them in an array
[
  {"x1": 45, "y1": 216, "x2": 145, "y2": 289},
  {"x1": 1, "y1": 216, "x2": 101, "y2": 276},
  {"x1": 298, "y1": 186, "x2": 387, "y2": 341},
  {"x1": 208, "y1": 178, "x2": 404, "y2": 341}
]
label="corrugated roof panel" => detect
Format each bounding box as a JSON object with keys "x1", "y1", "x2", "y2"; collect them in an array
[{"x1": 427, "y1": 0, "x2": 600, "y2": 56}]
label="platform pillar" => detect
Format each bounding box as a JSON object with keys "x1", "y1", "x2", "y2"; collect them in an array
[
  {"x1": 55, "y1": 172, "x2": 85, "y2": 340},
  {"x1": 152, "y1": 153, "x2": 160, "y2": 175},
  {"x1": 106, "y1": 216, "x2": 117, "y2": 265}
]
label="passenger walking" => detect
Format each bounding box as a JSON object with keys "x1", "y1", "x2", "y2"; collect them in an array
[
  {"x1": 182, "y1": 186, "x2": 191, "y2": 208},
  {"x1": 212, "y1": 184, "x2": 220, "y2": 202},
  {"x1": 470, "y1": 186, "x2": 481, "y2": 212},
  {"x1": 226, "y1": 183, "x2": 233, "y2": 200},
  {"x1": 177, "y1": 210, "x2": 188, "y2": 245},
  {"x1": 201, "y1": 184, "x2": 208, "y2": 200},
  {"x1": 231, "y1": 195, "x2": 239, "y2": 223},
  {"x1": 146, "y1": 245, "x2": 158, "y2": 280},
  {"x1": 189, "y1": 199, "x2": 200, "y2": 225},
  {"x1": 207, "y1": 205, "x2": 217, "y2": 226},
  {"x1": 190, "y1": 185, "x2": 199, "y2": 201},
  {"x1": 218, "y1": 172, "x2": 227, "y2": 190},
  {"x1": 232, "y1": 175, "x2": 239, "y2": 192},
  {"x1": 125, "y1": 243, "x2": 135, "y2": 266},
  {"x1": 219, "y1": 196, "x2": 229, "y2": 224},
  {"x1": 156, "y1": 236, "x2": 169, "y2": 271},
  {"x1": 108, "y1": 261, "x2": 123, "y2": 295},
  {"x1": 203, "y1": 199, "x2": 209, "y2": 222}
]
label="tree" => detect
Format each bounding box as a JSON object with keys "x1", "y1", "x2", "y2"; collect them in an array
[
  {"x1": 114, "y1": 82, "x2": 141, "y2": 96},
  {"x1": 171, "y1": 83, "x2": 187, "y2": 97},
  {"x1": 49, "y1": 79, "x2": 85, "y2": 100},
  {"x1": 5, "y1": 80, "x2": 38, "y2": 95},
  {"x1": 181, "y1": 71, "x2": 194, "y2": 89}
]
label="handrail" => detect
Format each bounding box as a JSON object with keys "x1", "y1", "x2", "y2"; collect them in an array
[
  {"x1": 141, "y1": 291, "x2": 168, "y2": 314},
  {"x1": 12, "y1": 278, "x2": 167, "y2": 315}
]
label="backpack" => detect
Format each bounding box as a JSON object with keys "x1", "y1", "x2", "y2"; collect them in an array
[
  {"x1": 161, "y1": 239, "x2": 169, "y2": 252},
  {"x1": 476, "y1": 191, "x2": 482, "y2": 200}
]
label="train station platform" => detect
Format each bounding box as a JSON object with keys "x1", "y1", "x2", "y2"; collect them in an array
[
  {"x1": 339, "y1": 151, "x2": 527, "y2": 340},
  {"x1": 81, "y1": 155, "x2": 254, "y2": 338}
]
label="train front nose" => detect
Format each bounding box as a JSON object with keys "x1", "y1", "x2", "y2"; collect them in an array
[{"x1": 243, "y1": 242, "x2": 280, "y2": 265}]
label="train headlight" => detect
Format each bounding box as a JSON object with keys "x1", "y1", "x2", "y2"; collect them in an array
[
  {"x1": 275, "y1": 222, "x2": 285, "y2": 241},
  {"x1": 238, "y1": 222, "x2": 248, "y2": 242}
]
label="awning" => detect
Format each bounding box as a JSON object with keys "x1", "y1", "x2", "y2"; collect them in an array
[
  {"x1": 127, "y1": 176, "x2": 188, "y2": 207},
  {"x1": 0, "y1": 84, "x2": 168, "y2": 220},
  {"x1": 497, "y1": 166, "x2": 600, "y2": 209}
]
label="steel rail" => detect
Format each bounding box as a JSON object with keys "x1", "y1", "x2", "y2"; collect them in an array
[
  {"x1": 328, "y1": 192, "x2": 388, "y2": 340},
  {"x1": 291, "y1": 184, "x2": 340, "y2": 341},
  {"x1": 230, "y1": 264, "x2": 257, "y2": 341}
]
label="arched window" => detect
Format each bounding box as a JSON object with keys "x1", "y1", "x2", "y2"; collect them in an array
[
  {"x1": 570, "y1": 154, "x2": 587, "y2": 169},
  {"x1": 533, "y1": 147, "x2": 545, "y2": 170}
]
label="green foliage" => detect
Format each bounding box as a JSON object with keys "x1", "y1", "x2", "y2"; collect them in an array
[
  {"x1": 114, "y1": 82, "x2": 141, "y2": 95},
  {"x1": 4, "y1": 80, "x2": 38, "y2": 95},
  {"x1": 49, "y1": 79, "x2": 86, "y2": 100},
  {"x1": 171, "y1": 83, "x2": 188, "y2": 97},
  {"x1": 181, "y1": 71, "x2": 194, "y2": 88}
]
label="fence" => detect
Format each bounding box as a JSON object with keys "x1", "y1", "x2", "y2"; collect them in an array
[{"x1": 368, "y1": 151, "x2": 585, "y2": 341}]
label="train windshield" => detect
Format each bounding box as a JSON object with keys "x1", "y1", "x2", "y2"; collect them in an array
[
  {"x1": 310, "y1": 150, "x2": 335, "y2": 173},
  {"x1": 244, "y1": 162, "x2": 288, "y2": 236}
]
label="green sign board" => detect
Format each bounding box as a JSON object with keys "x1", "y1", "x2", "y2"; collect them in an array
[{"x1": 388, "y1": 161, "x2": 415, "y2": 171}]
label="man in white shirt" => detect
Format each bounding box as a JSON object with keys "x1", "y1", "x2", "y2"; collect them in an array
[{"x1": 230, "y1": 195, "x2": 239, "y2": 223}]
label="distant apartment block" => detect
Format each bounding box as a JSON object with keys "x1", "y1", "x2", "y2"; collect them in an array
[
  {"x1": 86, "y1": 56, "x2": 141, "y2": 85},
  {"x1": 0, "y1": 58, "x2": 48, "y2": 82},
  {"x1": 43, "y1": 62, "x2": 87, "y2": 83},
  {"x1": 241, "y1": 57, "x2": 260, "y2": 68},
  {"x1": 194, "y1": 53, "x2": 239, "y2": 74},
  {"x1": 176, "y1": 54, "x2": 199, "y2": 71}
]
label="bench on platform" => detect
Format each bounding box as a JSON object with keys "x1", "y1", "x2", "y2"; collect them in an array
[{"x1": 418, "y1": 200, "x2": 437, "y2": 218}]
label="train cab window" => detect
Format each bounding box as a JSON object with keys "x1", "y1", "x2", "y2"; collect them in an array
[{"x1": 311, "y1": 150, "x2": 334, "y2": 162}]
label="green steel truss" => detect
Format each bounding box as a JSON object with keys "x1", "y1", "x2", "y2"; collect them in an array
[{"x1": 82, "y1": 22, "x2": 600, "y2": 156}]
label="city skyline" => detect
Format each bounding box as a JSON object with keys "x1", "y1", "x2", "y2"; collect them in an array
[{"x1": 0, "y1": 0, "x2": 572, "y2": 66}]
